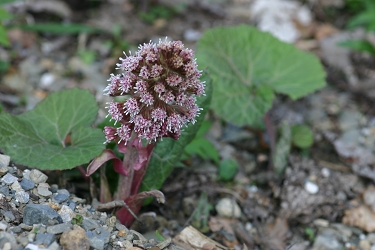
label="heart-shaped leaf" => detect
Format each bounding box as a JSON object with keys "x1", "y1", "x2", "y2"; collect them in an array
[
  {"x1": 196, "y1": 25, "x2": 326, "y2": 126},
  {"x1": 0, "y1": 88, "x2": 105, "y2": 170}
]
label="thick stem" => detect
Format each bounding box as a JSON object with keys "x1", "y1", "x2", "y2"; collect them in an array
[
  {"x1": 115, "y1": 139, "x2": 156, "y2": 226},
  {"x1": 113, "y1": 134, "x2": 138, "y2": 201}
]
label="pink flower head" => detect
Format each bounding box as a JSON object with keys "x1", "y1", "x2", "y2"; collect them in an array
[{"x1": 103, "y1": 39, "x2": 205, "y2": 144}]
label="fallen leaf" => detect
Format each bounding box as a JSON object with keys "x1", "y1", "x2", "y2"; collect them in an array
[
  {"x1": 260, "y1": 218, "x2": 289, "y2": 250},
  {"x1": 173, "y1": 226, "x2": 229, "y2": 250},
  {"x1": 343, "y1": 205, "x2": 375, "y2": 232}
]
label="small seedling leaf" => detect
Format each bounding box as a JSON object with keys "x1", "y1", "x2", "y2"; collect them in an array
[
  {"x1": 338, "y1": 39, "x2": 375, "y2": 54},
  {"x1": 0, "y1": 88, "x2": 105, "y2": 170},
  {"x1": 291, "y1": 124, "x2": 314, "y2": 149},
  {"x1": 184, "y1": 137, "x2": 219, "y2": 164},
  {"x1": 219, "y1": 158, "x2": 239, "y2": 181},
  {"x1": 273, "y1": 121, "x2": 291, "y2": 176}
]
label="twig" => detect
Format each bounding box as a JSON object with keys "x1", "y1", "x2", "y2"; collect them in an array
[{"x1": 97, "y1": 200, "x2": 142, "y2": 224}]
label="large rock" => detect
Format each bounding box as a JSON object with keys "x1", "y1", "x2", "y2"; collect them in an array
[
  {"x1": 23, "y1": 204, "x2": 63, "y2": 226},
  {"x1": 60, "y1": 225, "x2": 90, "y2": 250}
]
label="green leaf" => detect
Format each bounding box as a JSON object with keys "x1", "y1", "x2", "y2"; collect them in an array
[
  {"x1": 0, "y1": 25, "x2": 10, "y2": 46},
  {"x1": 0, "y1": 88, "x2": 105, "y2": 170},
  {"x1": 0, "y1": 8, "x2": 13, "y2": 20},
  {"x1": 0, "y1": 0, "x2": 21, "y2": 6},
  {"x1": 191, "y1": 192, "x2": 213, "y2": 233},
  {"x1": 219, "y1": 158, "x2": 239, "y2": 181},
  {"x1": 338, "y1": 39, "x2": 375, "y2": 54},
  {"x1": 140, "y1": 73, "x2": 212, "y2": 193},
  {"x1": 196, "y1": 25, "x2": 326, "y2": 126},
  {"x1": 184, "y1": 137, "x2": 219, "y2": 164},
  {"x1": 347, "y1": 10, "x2": 375, "y2": 30},
  {"x1": 0, "y1": 59, "x2": 9, "y2": 73},
  {"x1": 155, "y1": 230, "x2": 166, "y2": 241},
  {"x1": 18, "y1": 23, "x2": 102, "y2": 35},
  {"x1": 184, "y1": 120, "x2": 219, "y2": 164},
  {"x1": 273, "y1": 121, "x2": 291, "y2": 176},
  {"x1": 196, "y1": 120, "x2": 212, "y2": 137},
  {"x1": 291, "y1": 124, "x2": 314, "y2": 149}
]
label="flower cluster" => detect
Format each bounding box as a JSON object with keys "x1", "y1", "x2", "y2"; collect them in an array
[{"x1": 104, "y1": 39, "x2": 205, "y2": 144}]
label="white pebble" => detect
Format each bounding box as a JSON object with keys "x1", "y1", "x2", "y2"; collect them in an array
[
  {"x1": 215, "y1": 198, "x2": 241, "y2": 218},
  {"x1": 40, "y1": 73, "x2": 55, "y2": 87},
  {"x1": 58, "y1": 205, "x2": 74, "y2": 222},
  {"x1": 245, "y1": 222, "x2": 253, "y2": 231},
  {"x1": 321, "y1": 167, "x2": 330, "y2": 178},
  {"x1": 305, "y1": 181, "x2": 319, "y2": 194}
]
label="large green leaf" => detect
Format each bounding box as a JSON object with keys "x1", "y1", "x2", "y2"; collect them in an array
[
  {"x1": 0, "y1": 88, "x2": 105, "y2": 170},
  {"x1": 140, "y1": 73, "x2": 212, "y2": 192},
  {"x1": 196, "y1": 25, "x2": 326, "y2": 126}
]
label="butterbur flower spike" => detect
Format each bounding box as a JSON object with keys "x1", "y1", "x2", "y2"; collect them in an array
[{"x1": 104, "y1": 39, "x2": 205, "y2": 144}]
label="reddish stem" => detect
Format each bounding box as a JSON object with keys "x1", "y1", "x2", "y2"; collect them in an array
[
  {"x1": 77, "y1": 165, "x2": 90, "y2": 182},
  {"x1": 114, "y1": 135, "x2": 156, "y2": 226}
]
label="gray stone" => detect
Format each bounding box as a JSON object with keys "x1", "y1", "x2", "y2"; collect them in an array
[
  {"x1": 47, "y1": 241, "x2": 60, "y2": 250},
  {"x1": 115, "y1": 222, "x2": 128, "y2": 231},
  {"x1": 11, "y1": 226, "x2": 22, "y2": 233},
  {"x1": 24, "y1": 243, "x2": 45, "y2": 250},
  {"x1": 19, "y1": 223, "x2": 33, "y2": 230},
  {"x1": 20, "y1": 178, "x2": 35, "y2": 191},
  {"x1": 68, "y1": 200, "x2": 76, "y2": 211},
  {"x1": 47, "y1": 219, "x2": 60, "y2": 226},
  {"x1": 0, "y1": 186, "x2": 9, "y2": 196},
  {"x1": 81, "y1": 218, "x2": 100, "y2": 231},
  {"x1": 312, "y1": 231, "x2": 343, "y2": 250},
  {"x1": 57, "y1": 189, "x2": 70, "y2": 196},
  {"x1": 0, "y1": 232, "x2": 17, "y2": 249},
  {"x1": 338, "y1": 110, "x2": 363, "y2": 131},
  {"x1": 52, "y1": 193, "x2": 69, "y2": 203},
  {"x1": 10, "y1": 181, "x2": 23, "y2": 192},
  {"x1": 86, "y1": 228, "x2": 110, "y2": 250},
  {"x1": 32, "y1": 224, "x2": 46, "y2": 234},
  {"x1": 23, "y1": 204, "x2": 63, "y2": 226},
  {"x1": 37, "y1": 183, "x2": 52, "y2": 197},
  {"x1": 95, "y1": 227, "x2": 110, "y2": 243},
  {"x1": 1, "y1": 173, "x2": 18, "y2": 185},
  {"x1": 0, "y1": 166, "x2": 8, "y2": 177},
  {"x1": 88, "y1": 237, "x2": 106, "y2": 250},
  {"x1": 50, "y1": 184, "x2": 58, "y2": 193},
  {"x1": 17, "y1": 236, "x2": 28, "y2": 247},
  {"x1": 0, "y1": 155, "x2": 10, "y2": 168},
  {"x1": 34, "y1": 233, "x2": 56, "y2": 246},
  {"x1": 29, "y1": 169, "x2": 48, "y2": 184},
  {"x1": 58, "y1": 205, "x2": 74, "y2": 222},
  {"x1": 1, "y1": 210, "x2": 15, "y2": 222},
  {"x1": 0, "y1": 222, "x2": 7, "y2": 231},
  {"x1": 15, "y1": 191, "x2": 29, "y2": 203},
  {"x1": 46, "y1": 222, "x2": 72, "y2": 234}
]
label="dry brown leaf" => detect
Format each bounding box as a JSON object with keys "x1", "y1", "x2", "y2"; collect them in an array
[
  {"x1": 173, "y1": 226, "x2": 229, "y2": 250},
  {"x1": 208, "y1": 217, "x2": 240, "y2": 248},
  {"x1": 314, "y1": 23, "x2": 339, "y2": 41},
  {"x1": 343, "y1": 205, "x2": 375, "y2": 232},
  {"x1": 261, "y1": 218, "x2": 289, "y2": 250},
  {"x1": 208, "y1": 216, "x2": 236, "y2": 234}
]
